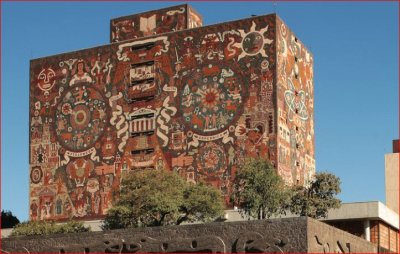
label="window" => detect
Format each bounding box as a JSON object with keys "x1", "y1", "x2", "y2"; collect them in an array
[
  {"x1": 129, "y1": 109, "x2": 156, "y2": 156},
  {"x1": 131, "y1": 42, "x2": 155, "y2": 51},
  {"x1": 268, "y1": 113, "x2": 274, "y2": 133},
  {"x1": 130, "y1": 112, "x2": 155, "y2": 136}
]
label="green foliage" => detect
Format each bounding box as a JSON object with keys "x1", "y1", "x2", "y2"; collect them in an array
[
  {"x1": 231, "y1": 158, "x2": 290, "y2": 219},
  {"x1": 1, "y1": 210, "x2": 20, "y2": 228},
  {"x1": 102, "y1": 205, "x2": 136, "y2": 230},
  {"x1": 103, "y1": 169, "x2": 224, "y2": 229},
  {"x1": 10, "y1": 220, "x2": 90, "y2": 237},
  {"x1": 289, "y1": 172, "x2": 341, "y2": 219},
  {"x1": 178, "y1": 183, "x2": 225, "y2": 225}
]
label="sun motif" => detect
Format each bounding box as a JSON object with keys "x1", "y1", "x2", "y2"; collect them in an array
[
  {"x1": 201, "y1": 87, "x2": 220, "y2": 109},
  {"x1": 235, "y1": 21, "x2": 273, "y2": 60}
]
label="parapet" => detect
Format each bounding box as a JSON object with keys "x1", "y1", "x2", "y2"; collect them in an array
[{"x1": 110, "y1": 4, "x2": 203, "y2": 43}]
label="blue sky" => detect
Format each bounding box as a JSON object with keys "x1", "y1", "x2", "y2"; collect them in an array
[{"x1": 1, "y1": 1, "x2": 398, "y2": 221}]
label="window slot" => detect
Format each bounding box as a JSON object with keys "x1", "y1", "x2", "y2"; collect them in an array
[
  {"x1": 131, "y1": 148, "x2": 154, "y2": 155},
  {"x1": 130, "y1": 166, "x2": 155, "y2": 171},
  {"x1": 268, "y1": 114, "x2": 273, "y2": 134},
  {"x1": 131, "y1": 131, "x2": 154, "y2": 137},
  {"x1": 129, "y1": 95, "x2": 155, "y2": 103},
  {"x1": 131, "y1": 113, "x2": 154, "y2": 120},
  {"x1": 130, "y1": 78, "x2": 155, "y2": 87},
  {"x1": 130, "y1": 61, "x2": 154, "y2": 68},
  {"x1": 131, "y1": 42, "x2": 155, "y2": 51}
]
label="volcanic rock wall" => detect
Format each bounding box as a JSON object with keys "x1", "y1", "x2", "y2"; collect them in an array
[{"x1": 2, "y1": 218, "x2": 377, "y2": 253}]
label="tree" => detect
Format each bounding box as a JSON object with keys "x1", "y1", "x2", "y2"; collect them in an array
[
  {"x1": 231, "y1": 158, "x2": 290, "y2": 220},
  {"x1": 178, "y1": 183, "x2": 225, "y2": 225},
  {"x1": 103, "y1": 169, "x2": 224, "y2": 229},
  {"x1": 289, "y1": 172, "x2": 341, "y2": 219},
  {"x1": 1, "y1": 210, "x2": 20, "y2": 228},
  {"x1": 11, "y1": 220, "x2": 90, "y2": 237},
  {"x1": 102, "y1": 205, "x2": 136, "y2": 230}
]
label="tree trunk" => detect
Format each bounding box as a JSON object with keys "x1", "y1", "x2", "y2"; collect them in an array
[
  {"x1": 157, "y1": 213, "x2": 167, "y2": 226},
  {"x1": 176, "y1": 214, "x2": 188, "y2": 225}
]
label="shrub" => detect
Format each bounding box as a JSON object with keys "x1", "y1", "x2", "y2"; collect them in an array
[{"x1": 10, "y1": 220, "x2": 90, "y2": 237}]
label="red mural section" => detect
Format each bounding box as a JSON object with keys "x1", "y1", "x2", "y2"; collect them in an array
[
  {"x1": 187, "y1": 6, "x2": 203, "y2": 29},
  {"x1": 30, "y1": 9, "x2": 314, "y2": 221},
  {"x1": 110, "y1": 4, "x2": 201, "y2": 43},
  {"x1": 276, "y1": 17, "x2": 315, "y2": 186}
]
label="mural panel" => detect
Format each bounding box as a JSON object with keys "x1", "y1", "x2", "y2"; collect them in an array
[
  {"x1": 110, "y1": 4, "x2": 199, "y2": 43},
  {"x1": 276, "y1": 17, "x2": 315, "y2": 186}
]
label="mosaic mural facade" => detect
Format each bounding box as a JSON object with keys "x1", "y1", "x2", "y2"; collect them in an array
[
  {"x1": 276, "y1": 17, "x2": 315, "y2": 186},
  {"x1": 29, "y1": 5, "x2": 314, "y2": 221}
]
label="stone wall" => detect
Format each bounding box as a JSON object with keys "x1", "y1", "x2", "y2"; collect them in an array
[
  {"x1": 2, "y1": 217, "x2": 377, "y2": 253},
  {"x1": 307, "y1": 217, "x2": 377, "y2": 253}
]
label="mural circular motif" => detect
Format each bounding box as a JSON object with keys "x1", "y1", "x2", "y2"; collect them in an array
[
  {"x1": 243, "y1": 32, "x2": 264, "y2": 55},
  {"x1": 196, "y1": 142, "x2": 227, "y2": 176},
  {"x1": 180, "y1": 65, "x2": 244, "y2": 135},
  {"x1": 30, "y1": 166, "x2": 43, "y2": 184},
  {"x1": 55, "y1": 84, "x2": 108, "y2": 151}
]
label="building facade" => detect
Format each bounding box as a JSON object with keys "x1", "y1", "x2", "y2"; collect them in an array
[
  {"x1": 323, "y1": 201, "x2": 399, "y2": 253},
  {"x1": 29, "y1": 4, "x2": 315, "y2": 221},
  {"x1": 385, "y1": 139, "x2": 399, "y2": 215}
]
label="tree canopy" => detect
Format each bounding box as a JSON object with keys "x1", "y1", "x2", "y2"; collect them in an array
[
  {"x1": 1, "y1": 210, "x2": 20, "y2": 228},
  {"x1": 230, "y1": 158, "x2": 290, "y2": 219},
  {"x1": 289, "y1": 172, "x2": 341, "y2": 219},
  {"x1": 103, "y1": 169, "x2": 224, "y2": 229},
  {"x1": 230, "y1": 159, "x2": 342, "y2": 220}
]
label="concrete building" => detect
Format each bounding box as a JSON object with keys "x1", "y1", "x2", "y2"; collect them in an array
[
  {"x1": 29, "y1": 4, "x2": 315, "y2": 222},
  {"x1": 313, "y1": 143, "x2": 400, "y2": 252},
  {"x1": 385, "y1": 139, "x2": 399, "y2": 215},
  {"x1": 322, "y1": 201, "x2": 399, "y2": 253}
]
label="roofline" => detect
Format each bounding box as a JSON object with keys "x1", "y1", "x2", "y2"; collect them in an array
[
  {"x1": 31, "y1": 13, "x2": 278, "y2": 61},
  {"x1": 110, "y1": 3, "x2": 190, "y2": 22},
  {"x1": 322, "y1": 201, "x2": 399, "y2": 230},
  {"x1": 275, "y1": 14, "x2": 313, "y2": 58}
]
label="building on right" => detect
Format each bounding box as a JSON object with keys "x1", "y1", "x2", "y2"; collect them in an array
[
  {"x1": 321, "y1": 140, "x2": 400, "y2": 253},
  {"x1": 385, "y1": 139, "x2": 399, "y2": 215},
  {"x1": 322, "y1": 201, "x2": 399, "y2": 253}
]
